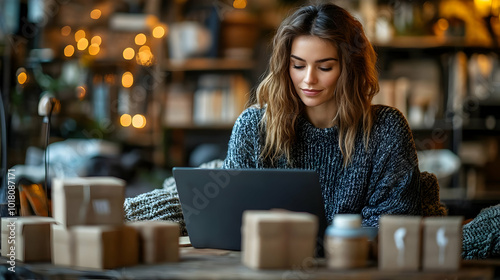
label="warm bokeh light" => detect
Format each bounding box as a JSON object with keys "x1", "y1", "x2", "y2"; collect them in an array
[
  {"x1": 475, "y1": 0, "x2": 493, "y2": 16},
  {"x1": 132, "y1": 114, "x2": 146, "y2": 128},
  {"x1": 90, "y1": 9, "x2": 102, "y2": 19},
  {"x1": 64, "y1": 45, "x2": 75, "y2": 57},
  {"x1": 138, "y1": 45, "x2": 150, "y2": 53},
  {"x1": 122, "y1": 72, "x2": 134, "y2": 88},
  {"x1": 76, "y1": 86, "x2": 86, "y2": 100},
  {"x1": 437, "y1": 18, "x2": 449, "y2": 31},
  {"x1": 233, "y1": 0, "x2": 247, "y2": 9},
  {"x1": 61, "y1": 25, "x2": 71, "y2": 36},
  {"x1": 145, "y1": 15, "x2": 158, "y2": 28},
  {"x1": 152, "y1": 25, "x2": 166, "y2": 38},
  {"x1": 17, "y1": 70, "x2": 27, "y2": 85},
  {"x1": 135, "y1": 33, "x2": 147, "y2": 45},
  {"x1": 75, "y1": 30, "x2": 86, "y2": 42},
  {"x1": 123, "y1": 47, "x2": 135, "y2": 60},
  {"x1": 88, "y1": 43, "x2": 100, "y2": 55},
  {"x1": 91, "y1": 36, "x2": 102, "y2": 45},
  {"x1": 77, "y1": 38, "x2": 89, "y2": 50},
  {"x1": 120, "y1": 114, "x2": 132, "y2": 127},
  {"x1": 137, "y1": 46, "x2": 153, "y2": 66}
]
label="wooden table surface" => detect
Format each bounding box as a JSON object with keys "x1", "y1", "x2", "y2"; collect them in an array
[{"x1": 6, "y1": 248, "x2": 498, "y2": 280}]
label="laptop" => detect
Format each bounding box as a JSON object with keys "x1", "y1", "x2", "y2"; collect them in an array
[{"x1": 173, "y1": 167, "x2": 328, "y2": 252}]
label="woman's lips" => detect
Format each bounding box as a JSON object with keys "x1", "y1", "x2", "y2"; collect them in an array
[{"x1": 302, "y1": 89, "x2": 322, "y2": 96}]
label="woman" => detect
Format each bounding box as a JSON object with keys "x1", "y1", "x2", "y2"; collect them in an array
[{"x1": 222, "y1": 3, "x2": 422, "y2": 227}]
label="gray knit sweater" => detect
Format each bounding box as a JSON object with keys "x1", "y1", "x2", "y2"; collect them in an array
[{"x1": 223, "y1": 105, "x2": 421, "y2": 226}]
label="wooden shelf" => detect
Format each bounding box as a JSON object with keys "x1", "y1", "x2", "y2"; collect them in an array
[
  {"x1": 165, "y1": 123, "x2": 235, "y2": 130},
  {"x1": 163, "y1": 58, "x2": 256, "y2": 72},
  {"x1": 373, "y1": 36, "x2": 495, "y2": 49}
]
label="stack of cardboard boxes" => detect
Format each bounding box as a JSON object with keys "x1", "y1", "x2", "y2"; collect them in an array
[
  {"x1": 51, "y1": 177, "x2": 134, "y2": 268},
  {"x1": 1, "y1": 176, "x2": 180, "y2": 269}
]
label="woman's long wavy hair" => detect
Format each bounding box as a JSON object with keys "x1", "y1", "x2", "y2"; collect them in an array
[{"x1": 256, "y1": 3, "x2": 379, "y2": 167}]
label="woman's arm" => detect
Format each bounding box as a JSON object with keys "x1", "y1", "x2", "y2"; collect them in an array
[{"x1": 361, "y1": 106, "x2": 422, "y2": 227}]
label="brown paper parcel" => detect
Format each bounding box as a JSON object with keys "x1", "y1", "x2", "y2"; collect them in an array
[
  {"x1": 52, "y1": 177, "x2": 125, "y2": 227},
  {"x1": 242, "y1": 210, "x2": 318, "y2": 269},
  {"x1": 128, "y1": 220, "x2": 180, "y2": 264},
  {"x1": 1, "y1": 216, "x2": 55, "y2": 262},
  {"x1": 71, "y1": 225, "x2": 138, "y2": 269},
  {"x1": 379, "y1": 215, "x2": 422, "y2": 271},
  {"x1": 422, "y1": 216, "x2": 463, "y2": 271}
]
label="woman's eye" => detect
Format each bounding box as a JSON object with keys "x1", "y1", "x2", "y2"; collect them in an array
[
  {"x1": 319, "y1": 67, "x2": 332, "y2": 71},
  {"x1": 292, "y1": 65, "x2": 305, "y2": 69}
]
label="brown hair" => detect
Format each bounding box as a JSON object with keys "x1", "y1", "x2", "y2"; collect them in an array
[{"x1": 255, "y1": 3, "x2": 379, "y2": 166}]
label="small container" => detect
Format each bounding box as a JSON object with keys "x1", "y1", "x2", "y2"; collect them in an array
[{"x1": 325, "y1": 214, "x2": 369, "y2": 269}]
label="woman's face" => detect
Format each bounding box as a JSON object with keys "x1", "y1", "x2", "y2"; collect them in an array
[{"x1": 289, "y1": 35, "x2": 341, "y2": 114}]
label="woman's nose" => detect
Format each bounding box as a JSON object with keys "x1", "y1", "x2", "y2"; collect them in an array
[{"x1": 304, "y1": 67, "x2": 318, "y2": 85}]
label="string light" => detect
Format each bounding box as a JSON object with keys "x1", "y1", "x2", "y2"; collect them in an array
[
  {"x1": 122, "y1": 72, "x2": 134, "y2": 88},
  {"x1": 123, "y1": 47, "x2": 135, "y2": 60},
  {"x1": 77, "y1": 38, "x2": 89, "y2": 50},
  {"x1": 132, "y1": 114, "x2": 146, "y2": 128},
  {"x1": 88, "y1": 43, "x2": 100, "y2": 55},
  {"x1": 61, "y1": 26, "x2": 71, "y2": 36},
  {"x1": 120, "y1": 114, "x2": 132, "y2": 127},
  {"x1": 135, "y1": 33, "x2": 147, "y2": 45},
  {"x1": 64, "y1": 45, "x2": 75, "y2": 57},
  {"x1": 91, "y1": 36, "x2": 102, "y2": 45},
  {"x1": 137, "y1": 46, "x2": 153, "y2": 66},
  {"x1": 90, "y1": 9, "x2": 102, "y2": 19},
  {"x1": 75, "y1": 30, "x2": 86, "y2": 42},
  {"x1": 233, "y1": 0, "x2": 247, "y2": 9},
  {"x1": 17, "y1": 68, "x2": 27, "y2": 85},
  {"x1": 152, "y1": 25, "x2": 166, "y2": 38}
]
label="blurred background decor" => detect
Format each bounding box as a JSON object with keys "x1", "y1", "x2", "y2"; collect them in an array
[{"x1": 0, "y1": 0, "x2": 499, "y2": 219}]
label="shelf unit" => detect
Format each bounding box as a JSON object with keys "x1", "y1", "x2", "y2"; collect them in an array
[
  {"x1": 374, "y1": 35, "x2": 500, "y2": 202},
  {"x1": 161, "y1": 57, "x2": 256, "y2": 168}
]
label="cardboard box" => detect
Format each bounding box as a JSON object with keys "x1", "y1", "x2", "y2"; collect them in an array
[
  {"x1": 422, "y1": 216, "x2": 463, "y2": 271},
  {"x1": 51, "y1": 224, "x2": 73, "y2": 266},
  {"x1": 241, "y1": 210, "x2": 318, "y2": 269},
  {"x1": 1, "y1": 216, "x2": 55, "y2": 262},
  {"x1": 127, "y1": 221, "x2": 180, "y2": 264},
  {"x1": 52, "y1": 225, "x2": 138, "y2": 269},
  {"x1": 73, "y1": 226, "x2": 121, "y2": 269},
  {"x1": 52, "y1": 177, "x2": 125, "y2": 227},
  {"x1": 379, "y1": 215, "x2": 422, "y2": 271}
]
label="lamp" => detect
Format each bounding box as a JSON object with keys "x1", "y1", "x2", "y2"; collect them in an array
[
  {"x1": 37, "y1": 91, "x2": 60, "y2": 217},
  {"x1": 38, "y1": 91, "x2": 60, "y2": 119}
]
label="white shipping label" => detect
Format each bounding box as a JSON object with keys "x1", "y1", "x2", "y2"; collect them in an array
[{"x1": 92, "y1": 199, "x2": 111, "y2": 215}]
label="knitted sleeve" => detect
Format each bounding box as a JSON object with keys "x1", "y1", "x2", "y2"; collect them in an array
[
  {"x1": 462, "y1": 204, "x2": 500, "y2": 260},
  {"x1": 124, "y1": 188, "x2": 188, "y2": 236},
  {"x1": 223, "y1": 107, "x2": 263, "y2": 169},
  {"x1": 123, "y1": 160, "x2": 224, "y2": 236},
  {"x1": 362, "y1": 106, "x2": 422, "y2": 226}
]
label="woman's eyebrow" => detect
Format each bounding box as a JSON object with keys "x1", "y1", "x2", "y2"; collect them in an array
[{"x1": 290, "y1": 54, "x2": 338, "y2": 63}]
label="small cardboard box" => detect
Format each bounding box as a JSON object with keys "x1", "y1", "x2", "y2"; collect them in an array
[
  {"x1": 1, "y1": 216, "x2": 55, "y2": 262},
  {"x1": 52, "y1": 225, "x2": 139, "y2": 269},
  {"x1": 241, "y1": 210, "x2": 318, "y2": 269},
  {"x1": 73, "y1": 226, "x2": 121, "y2": 269},
  {"x1": 127, "y1": 221, "x2": 179, "y2": 264},
  {"x1": 51, "y1": 224, "x2": 73, "y2": 266},
  {"x1": 422, "y1": 216, "x2": 463, "y2": 271},
  {"x1": 52, "y1": 177, "x2": 125, "y2": 227},
  {"x1": 379, "y1": 215, "x2": 422, "y2": 271}
]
